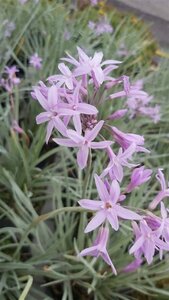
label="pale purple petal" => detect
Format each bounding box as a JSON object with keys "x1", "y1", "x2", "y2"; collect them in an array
[
  {"x1": 129, "y1": 236, "x2": 144, "y2": 254},
  {"x1": 53, "y1": 117, "x2": 67, "y2": 136},
  {"x1": 36, "y1": 112, "x2": 50, "y2": 124},
  {"x1": 84, "y1": 210, "x2": 106, "y2": 233},
  {"x1": 34, "y1": 88, "x2": 48, "y2": 110},
  {"x1": 67, "y1": 129, "x2": 84, "y2": 143},
  {"x1": 79, "y1": 246, "x2": 98, "y2": 257},
  {"x1": 77, "y1": 146, "x2": 89, "y2": 169},
  {"x1": 78, "y1": 199, "x2": 101, "y2": 211},
  {"x1": 110, "y1": 180, "x2": 120, "y2": 204},
  {"x1": 48, "y1": 85, "x2": 58, "y2": 108},
  {"x1": 101, "y1": 251, "x2": 117, "y2": 275},
  {"x1": 46, "y1": 120, "x2": 54, "y2": 144},
  {"x1": 144, "y1": 239, "x2": 155, "y2": 264},
  {"x1": 73, "y1": 115, "x2": 82, "y2": 134},
  {"x1": 116, "y1": 205, "x2": 141, "y2": 220},
  {"x1": 78, "y1": 103, "x2": 98, "y2": 115},
  {"x1": 91, "y1": 141, "x2": 112, "y2": 149},
  {"x1": 107, "y1": 211, "x2": 119, "y2": 231},
  {"x1": 94, "y1": 174, "x2": 110, "y2": 202},
  {"x1": 85, "y1": 120, "x2": 104, "y2": 141},
  {"x1": 53, "y1": 138, "x2": 77, "y2": 147}
]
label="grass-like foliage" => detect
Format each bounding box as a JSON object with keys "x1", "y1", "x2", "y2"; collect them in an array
[{"x1": 0, "y1": 1, "x2": 169, "y2": 299}]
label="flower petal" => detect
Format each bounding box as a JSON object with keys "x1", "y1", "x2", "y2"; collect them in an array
[
  {"x1": 77, "y1": 145, "x2": 89, "y2": 169},
  {"x1": 91, "y1": 141, "x2": 112, "y2": 149},
  {"x1": 78, "y1": 199, "x2": 101, "y2": 211},
  {"x1": 36, "y1": 112, "x2": 50, "y2": 124},
  {"x1": 53, "y1": 138, "x2": 77, "y2": 147},
  {"x1": 85, "y1": 120, "x2": 104, "y2": 141},
  {"x1": 79, "y1": 246, "x2": 98, "y2": 257},
  {"x1": 67, "y1": 129, "x2": 84, "y2": 144},
  {"x1": 110, "y1": 180, "x2": 120, "y2": 204},
  {"x1": 84, "y1": 210, "x2": 106, "y2": 233},
  {"x1": 94, "y1": 174, "x2": 110, "y2": 202},
  {"x1": 116, "y1": 205, "x2": 141, "y2": 220},
  {"x1": 107, "y1": 211, "x2": 119, "y2": 231}
]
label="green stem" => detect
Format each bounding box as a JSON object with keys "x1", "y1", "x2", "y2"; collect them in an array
[{"x1": 78, "y1": 151, "x2": 92, "y2": 248}]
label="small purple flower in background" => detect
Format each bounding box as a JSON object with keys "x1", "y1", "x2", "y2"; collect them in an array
[
  {"x1": 19, "y1": 0, "x2": 28, "y2": 4},
  {"x1": 126, "y1": 166, "x2": 152, "y2": 193},
  {"x1": 79, "y1": 226, "x2": 117, "y2": 275},
  {"x1": 117, "y1": 42, "x2": 129, "y2": 57},
  {"x1": 149, "y1": 169, "x2": 169, "y2": 210},
  {"x1": 79, "y1": 174, "x2": 141, "y2": 232},
  {"x1": 129, "y1": 220, "x2": 169, "y2": 264},
  {"x1": 139, "y1": 105, "x2": 160, "y2": 123},
  {"x1": 29, "y1": 53, "x2": 42, "y2": 70},
  {"x1": 0, "y1": 66, "x2": 20, "y2": 92},
  {"x1": 88, "y1": 18, "x2": 113, "y2": 36},
  {"x1": 3, "y1": 20, "x2": 15, "y2": 38},
  {"x1": 63, "y1": 29, "x2": 72, "y2": 41},
  {"x1": 54, "y1": 121, "x2": 112, "y2": 169},
  {"x1": 19, "y1": 0, "x2": 39, "y2": 4},
  {"x1": 125, "y1": 79, "x2": 160, "y2": 123},
  {"x1": 90, "y1": 0, "x2": 98, "y2": 6},
  {"x1": 88, "y1": 21, "x2": 95, "y2": 30}
]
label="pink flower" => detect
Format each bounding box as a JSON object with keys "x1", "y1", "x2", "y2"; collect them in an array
[
  {"x1": 63, "y1": 81, "x2": 98, "y2": 131},
  {"x1": 79, "y1": 227, "x2": 117, "y2": 275},
  {"x1": 139, "y1": 105, "x2": 160, "y2": 123},
  {"x1": 35, "y1": 85, "x2": 75, "y2": 143},
  {"x1": 112, "y1": 126, "x2": 149, "y2": 153},
  {"x1": 0, "y1": 66, "x2": 20, "y2": 92},
  {"x1": 149, "y1": 169, "x2": 169, "y2": 210},
  {"x1": 48, "y1": 63, "x2": 74, "y2": 90},
  {"x1": 79, "y1": 174, "x2": 141, "y2": 232},
  {"x1": 101, "y1": 143, "x2": 136, "y2": 182},
  {"x1": 53, "y1": 121, "x2": 112, "y2": 169},
  {"x1": 62, "y1": 47, "x2": 121, "y2": 86},
  {"x1": 3, "y1": 20, "x2": 15, "y2": 38},
  {"x1": 129, "y1": 220, "x2": 169, "y2": 264},
  {"x1": 110, "y1": 80, "x2": 148, "y2": 100},
  {"x1": 90, "y1": 0, "x2": 98, "y2": 6},
  {"x1": 126, "y1": 166, "x2": 152, "y2": 193},
  {"x1": 88, "y1": 18, "x2": 113, "y2": 36},
  {"x1": 29, "y1": 53, "x2": 42, "y2": 70}
]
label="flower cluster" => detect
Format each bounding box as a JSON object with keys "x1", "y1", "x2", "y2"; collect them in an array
[
  {"x1": 0, "y1": 66, "x2": 20, "y2": 92},
  {"x1": 29, "y1": 53, "x2": 42, "y2": 70},
  {"x1": 33, "y1": 47, "x2": 168, "y2": 275},
  {"x1": 2, "y1": 19, "x2": 16, "y2": 38},
  {"x1": 88, "y1": 18, "x2": 113, "y2": 36}
]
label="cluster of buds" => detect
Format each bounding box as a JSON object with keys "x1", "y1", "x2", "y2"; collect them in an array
[{"x1": 32, "y1": 47, "x2": 169, "y2": 275}]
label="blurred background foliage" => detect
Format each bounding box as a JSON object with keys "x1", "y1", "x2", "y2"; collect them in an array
[{"x1": 0, "y1": 0, "x2": 169, "y2": 299}]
